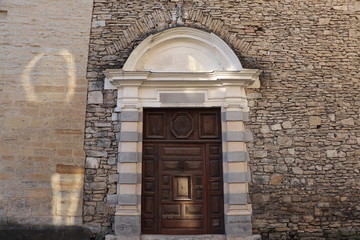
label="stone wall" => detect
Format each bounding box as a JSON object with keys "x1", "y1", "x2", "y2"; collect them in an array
[
  {"x1": 84, "y1": 0, "x2": 360, "y2": 238},
  {"x1": 0, "y1": 0, "x2": 93, "y2": 226}
]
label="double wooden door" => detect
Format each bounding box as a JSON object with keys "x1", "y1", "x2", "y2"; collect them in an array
[{"x1": 141, "y1": 108, "x2": 224, "y2": 235}]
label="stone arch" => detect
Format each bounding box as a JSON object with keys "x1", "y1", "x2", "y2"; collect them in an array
[{"x1": 105, "y1": 9, "x2": 253, "y2": 56}]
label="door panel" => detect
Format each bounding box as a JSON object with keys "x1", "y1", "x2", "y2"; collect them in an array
[{"x1": 141, "y1": 108, "x2": 224, "y2": 234}]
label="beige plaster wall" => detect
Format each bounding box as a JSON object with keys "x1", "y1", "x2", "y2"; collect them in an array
[{"x1": 0, "y1": 0, "x2": 93, "y2": 225}]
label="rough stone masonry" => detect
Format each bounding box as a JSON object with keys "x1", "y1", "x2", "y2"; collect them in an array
[{"x1": 84, "y1": 1, "x2": 360, "y2": 239}]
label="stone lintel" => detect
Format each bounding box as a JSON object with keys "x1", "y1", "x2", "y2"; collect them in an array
[{"x1": 160, "y1": 92, "x2": 205, "y2": 104}]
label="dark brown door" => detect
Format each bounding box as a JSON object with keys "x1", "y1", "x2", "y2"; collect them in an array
[{"x1": 141, "y1": 108, "x2": 224, "y2": 235}]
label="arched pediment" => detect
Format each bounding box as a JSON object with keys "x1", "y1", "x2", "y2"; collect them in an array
[{"x1": 123, "y1": 27, "x2": 243, "y2": 72}]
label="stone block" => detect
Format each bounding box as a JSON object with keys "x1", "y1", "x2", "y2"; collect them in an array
[
  {"x1": 226, "y1": 236, "x2": 261, "y2": 240},
  {"x1": 106, "y1": 194, "x2": 118, "y2": 205},
  {"x1": 341, "y1": 118, "x2": 354, "y2": 126},
  {"x1": 277, "y1": 136, "x2": 292, "y2": 146},
  {"x1": 309, "y1": 116, "x2": 321, "y2": 127},
  {"x1": 228, "y1": 193, "x2": 248, "y2": 204},
  {"x1": 225, "y1": 215, "x2": 252, "y2": 236},
  {"x1": 281, "y1": 121, "x2": 292, "y2": 129},
  {"x1": 326, "y1": 150, "x2": 338, "y2": 158},
  {"x1": 118, "y1": 173, "x2": 138, "y2": 184},
  {"x1": 259, "y1": 125, "x2": 270, "y2": 134},
  {"x1": 270, "y1": 174, "x2": 284, "y2": 185},
  {"x1": 88, "y1": 91, "x2": 103, "y2": 104},
  {"x1": 225, "y1": 132, "x2": 253, "y2": 142},
  {"x1": 114, "y1": 215, "x2": 140, "y2": 237},
  {"x1": 85, "y1": 157, "x2": 100, "y2": 169},
  {"x1": 56, "y1": 164, "x2": 85, "y2": 174},
  {"x1": 119, "y1": 152, "x2": 139, "y2": 162},
  {"x1": 292, "y1": 167, "x2": 303, "y2": 174},
  {"x1": 120, "y1": 111, "x2": 140, "y2": 122},
  {"x1": 226, "y1": 151, "x2": 249, "y2": 162},
  {"x1": 270, "y1": 124, "x2": 282, "y2": 131},
  {"x1": 120, "y1": 132, "x2": 140, "y2": 142},
  {"x1": 88, "y1": 81, "x2": 102, "y2": 90},
  {"x1": 225, "y1": 172, "x2": 250, "y2": 183},
  {"x1": 118, "y1": 194, "x2": 137, "y2": 204},
  {"x1": 224, "y1": 111, "x2": 249, "y2": 121}
]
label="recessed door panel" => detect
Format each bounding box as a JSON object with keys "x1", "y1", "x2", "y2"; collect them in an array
[{"x1": 142, "y1": 108, "x2": 224, "y2": 235}]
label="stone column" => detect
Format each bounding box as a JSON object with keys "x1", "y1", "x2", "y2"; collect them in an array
[
  {"x1": 222, "y1": 86, "x2": 254, "y2": 240},
  {"x1": 113, "y1": 84, "x2": 142, "y2": 240}
]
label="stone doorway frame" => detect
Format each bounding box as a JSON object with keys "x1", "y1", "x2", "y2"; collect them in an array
[{"x1": 104, "y1": 27, "x2": 261, "y2": 240}]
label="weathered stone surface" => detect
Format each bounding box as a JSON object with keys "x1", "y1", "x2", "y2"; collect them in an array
[
  {"x1": 270, "y1": 175, "x2": 284, "y2": 185},
  {"x1": 85, "y1": 157, "x2": 100, "y2": 169},
  {"x1": 225, "y1": 215, "x2": 252, "y2": 236},
  {"x1": 82, "y1": 0, "x2": 360, "y2": 238},
  {"x1": 309, "y1": 116, "x2": 321, "y2": 127},
  {"x1": 114, "y1": 216, "x2": 140, "y2": 237},
  {"x1": 88, "y1": 91, "x2": 104, "y2": 104},
  {"x1": 341, "y1": 118, "x2": 355, "y2": 126}
]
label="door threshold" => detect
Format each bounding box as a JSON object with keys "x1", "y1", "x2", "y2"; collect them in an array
[{"x1": 141, "y1": 235, "x2": 226, "y2": 240}]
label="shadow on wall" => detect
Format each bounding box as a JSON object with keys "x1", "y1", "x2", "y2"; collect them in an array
[{"x1": 0, "y1": 225, "x2": 91, "y2": 240}]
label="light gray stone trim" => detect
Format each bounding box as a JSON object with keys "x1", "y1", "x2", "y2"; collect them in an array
[
  {"x1": 106, "y1": 235, "x2": 140, "y2": 240},
  {"x1": 120, "y1": 111, "x2": 140, "y2": 122},
  {"x1": 160, "y1": 92, "x2": 205, "y2": 104},
  {"x1": 227, "y1": 193, "x2": 248, "y2": 204},
  {"x1": 120, "y1": 132, "x2": 140, "y2": 142},
  {"x1": 119, "y1": 152, "x2": 139, "y2": 163},
  {"x1": 118, "y1": 194, "x2": 137, "y2": 205},
  {"x1": 224, "y1": 131, "x2": 253, "y2": 142},
  {"x1": 224, "y1": 151, "x2": 249, "y2": 162},
  {"x1": 225, "y1": 172, "x2": 251, "y2": 183},
  {"x1": 225, "y1": 215, "x2": 252, "y2": 237},
  {"x1": 114, "y1": 216, "x2": 140, "y2": 237},
  {"x1": 222, "y1": 111, "x2": 249, "y2": 121},
  {"x1": 118, "y1": 173, "x2": 138, "y2": 184},
  {"x1": 226, "y1": 235, "x2": 262, "y2": 240},
  {"x1": 141, "y1": 235, "x2": 226, "y2": 240}
]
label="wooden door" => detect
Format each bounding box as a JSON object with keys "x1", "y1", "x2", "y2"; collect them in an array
[{"x1": 141, "y1": 108, "x2": 224, "y2": 234}]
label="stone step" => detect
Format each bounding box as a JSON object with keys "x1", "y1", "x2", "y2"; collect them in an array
[
  {"x1": 141, "y1": 235, "x2": 261, "y2": 240},
  {"x1": 106, "y1": 234, "x2": 261, "y2": 240},
  {"x1": 141, "y1": 235, "x2": 226, "y2": 240}
]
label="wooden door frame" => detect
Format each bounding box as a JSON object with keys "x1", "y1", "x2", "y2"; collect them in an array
[{"x1": 141, "y1": 108, "x2": 225, "y2": 235}]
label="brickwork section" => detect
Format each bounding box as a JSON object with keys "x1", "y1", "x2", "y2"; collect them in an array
[
  {"x1": 85, "y1": 0, "x2": 360, "y2": 238},
  {"x1": 0, "y1": 0, "x2": 93, "y2": 225}
]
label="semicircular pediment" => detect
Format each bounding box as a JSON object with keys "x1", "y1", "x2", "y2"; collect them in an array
[{"x1": 123, "y1": 27, "x2": 243, "y2": 72}]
